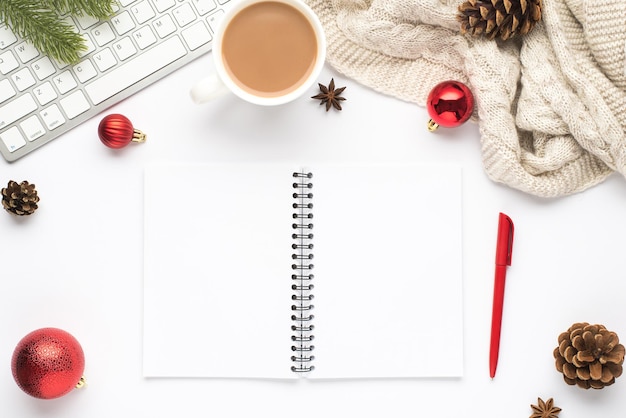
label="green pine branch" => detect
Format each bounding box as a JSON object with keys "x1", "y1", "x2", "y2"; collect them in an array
[
  {"x1": 0, "y1": 0, "x2": 116, "y2": 64},
  {"x1": 41, "y1": 0, "x2": 115, "y2": 18}
]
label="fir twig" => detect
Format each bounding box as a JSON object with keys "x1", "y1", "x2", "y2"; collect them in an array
[
  {"x1": 0, "y1": 0, "x2": 115, "y2": 64},
  {"x1": 41, "y1": 0, "x2": 115, "y2": 19}
]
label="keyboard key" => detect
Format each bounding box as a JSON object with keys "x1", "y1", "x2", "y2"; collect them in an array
[
  {"x1": 131, "y1": 1, "x2": 156, "y2": 24},
  {"x1": 60, "y1": 91, "x2": 90, "y2": 119},
  {"x1": 119, "y1": 0, "x2": 137, "y2": 5},
  {"x1": 14, "y1": 42, "x2": 39, "y2": 63},
  {"x1": 0, "y1": 79, "x2": 16, "y2": 104},
  {"x1": 0, "y1": 127, "x2": 26, "y2": 152},
  {"x1": 73, "y1": 60, "x2": 98, "y2": 83},
  {"x1": 20, "y1": 115, "x2": 46, "y2": 141},
  {"x1": 93, "y1": 48, "x2": 118, "y2": 72},
  {"x1": 113, "y1": 37, "x2": 138, "y2": 61},
  {"x1": 32, "y1": 56, "x2": 57, "y2": 80},
  {"x1": 12, "y1": 68, "x2": 36, "y2": 91},
  {"x1": 182, "y1": 22, "x2": 212, "y2": 51},
  {"x1": 33, "y1": 82, "x2": 57, "y2": 106},
  {"x1": 75, "y1": 14, "x2": 100, "y2": 30},
  {"x1": 85, "y1": 36, "x2": 186, "y2": 105},
  {"x1": 152, "y1": 0, "x2": 176, "y2": 13},
  {"x1": 0, "y1": 50, "x2": 19, "y2": 74},
  {"x1": 132, "y1": 26, "x2": 157, "y2": 49},
  {"x1": 153, "y1": 14, "x2": 177, "y2": 38},
  {"x1": 53, "y1": 70, "x2": 78, "y2": 94},
  {"x1": 173, "y1": 3, "x2": 197, "y2": 27},
  {"x1": 92, "y1": 22, "x2": 116, "y2": 46},
  {"x1": 111, "y1": 11, "x2": 136, "y2": 35},
  {"x1": 193, "y1": 0, "x2": 218, "y2": 15},
  {"x1": 40, "y1": 105, "x2": 66, "y2": 130},
  {"x1": 54, "y1": 57, "x2": 70, "y2": 70},
  {"x1": 0, "y1": 26, "x2": 18, "y2": 49},
  {"x1": 207, "y1": 10, "x2": 225, "y2": 33},
  {"x1": 0, "y1": 93, "x2": 37, "y2": 129}
]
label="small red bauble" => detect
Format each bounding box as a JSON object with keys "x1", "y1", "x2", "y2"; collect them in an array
[
  {"x1": 98, "y1": 114, "x2": 147, "y2": 148},
  {"x1": 12, "y1": 328, "x2": 85, "y2": 399},
  {"x1": 426, "y1": 80, "x2": 474, "y2": 131}
]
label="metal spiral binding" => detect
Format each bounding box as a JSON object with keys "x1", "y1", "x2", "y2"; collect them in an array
[{"x1": 290, "y1": 171, "x2": 315, "y2": 373}]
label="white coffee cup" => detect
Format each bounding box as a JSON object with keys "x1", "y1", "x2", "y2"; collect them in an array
[{"x1": 190, "y1": 0, "x2": 326, "y2": 106}]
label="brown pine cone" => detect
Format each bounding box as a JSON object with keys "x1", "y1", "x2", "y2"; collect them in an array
[
  {"x1": 554, "y1": 322, "x2": 625, "y2": 389},
  {"x1": 1, "y1": 180, "x2": 39, "y2": 216},
  {"x1": 458, "y1": 0, "x2": 542, "y2": 41}
]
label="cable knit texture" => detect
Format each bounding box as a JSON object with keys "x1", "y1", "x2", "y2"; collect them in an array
[{"x1": 305, "y1": 0, "x2": 626, "y2": 197}]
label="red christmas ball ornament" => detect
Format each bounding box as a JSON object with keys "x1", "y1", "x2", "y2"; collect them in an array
[
  {"x1": 98, "y1": 113, "x2": 147, "y2": 148},
  {"x1": 426, "y1": 80, "x2": 474, "y2": 131},
  {"x1": 11, "y1": 328, "x2": 86, "y2": 399}
]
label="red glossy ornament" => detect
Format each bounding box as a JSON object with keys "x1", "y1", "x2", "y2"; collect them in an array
[
  {"x1": 426, "y1": 80, "x2": 474, "y2": 131},
  {"x1": 98, "y1": 114, "x2": 147, "y2": 148},
  {"x1": 11, "y1": 328, "x2": 86, "y2": 399}
]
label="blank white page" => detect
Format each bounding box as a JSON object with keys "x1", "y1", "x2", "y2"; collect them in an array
[
  {"x1": 143, "y1": 163, "x2": 463, "y2": 379},
  {"x1": 310, "y1": 164, "x2": 463, "y2": 378},
  {"x1": 143, "y1": 164, "x2": 295, "y2": 378}
]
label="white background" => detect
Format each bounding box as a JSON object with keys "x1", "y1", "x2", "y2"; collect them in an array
[{"x1": 1, "y1": 52, "x2": 626, "y2": 417}]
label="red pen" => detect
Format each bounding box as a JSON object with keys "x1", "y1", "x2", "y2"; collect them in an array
[{"x1": 489, "y1": 212, "x2": 514, "y2": 379}]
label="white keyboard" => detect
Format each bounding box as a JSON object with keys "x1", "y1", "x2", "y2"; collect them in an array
[{"x1": 0, "y1": 0, "x2": 230, "y2": 162}]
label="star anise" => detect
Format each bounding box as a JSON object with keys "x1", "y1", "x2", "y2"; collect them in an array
[
  {"x1": 311, "y1": 78, "x2": 346, "y2": 111},
  {"x1": 530, "y1": 398, "x2": 561, "y2": 418}
]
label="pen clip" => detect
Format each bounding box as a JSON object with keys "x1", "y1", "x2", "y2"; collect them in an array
[{"x1": 495, "y1": 213, "x2": 514, "y2": 266}]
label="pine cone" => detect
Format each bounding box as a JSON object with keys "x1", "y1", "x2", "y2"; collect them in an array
[
  {"x1": 554, "y1": 322, "x2": 625, "y2": 389},
  {"x1": 1, "y1": 180, "x2": 40, "y2": 216},
  {"x1": 458, "y1": 0, "x2": 542, "y2": 41}
]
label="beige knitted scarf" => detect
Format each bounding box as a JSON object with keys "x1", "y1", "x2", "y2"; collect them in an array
[{"x1": 306, "y1": 0, "x2": 626, "y2": 197}]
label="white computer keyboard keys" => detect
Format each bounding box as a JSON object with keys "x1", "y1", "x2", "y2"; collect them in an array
[
  {"x1": 75, "y1": 14, "x2": 100, "y2": 30},
  {"x1": 207, "y1": 10, "x2": 225, "y2": 33},
  {"x1": 173, "y1": 3, "x2": 197, "y2": 27},
  {"x1": 0, "y1": 127, "x2": 26, "y2": 152},
  {"x1": 20, "y1": 115, "x2": 46, "y2": 141},
  {"x1": 111, "y1": 11, "x2": 136, "y2": 35},
  {"x1": 14, "y1": 42, "x2": 39, "y2": 63},
  {"x1": 0, "y1": 79, "x2": 16, "y2": 103},
  {"x1": 92, "y1": 22, "x2": 116, "y2": 46},
  {"x1": 131, "y1": 1, "x2": 157, "y2": 24},
  {"x1": 153, "y1": 15, "x2": 177, "y2": 38},
  {"x1": 73, "y1": 60, "x2": 98, "y2": 83},
  {"x1": 12, "y1": 68, "x2": 36, "y2": 91},
  {"x1": 32, "y1": 57, "x2": 56, "y2": 80},
  {"x1": 40, "y1": 105, "x2": 65, "y2": 130},
  {"x1": 113, "y1": 37, "x2": 138, "y2": 60},
  {"x1": 60, "y1": 91, "x2": 90, "y2": 119},
  {"x1": 133, "y1": 26, "x2": 157, "y2": 49},
  {"x1": 182, "y1": 22, "x2": 212, "y2": 51},
  {"x1": 0, "y1": 0, "x2": 233, "y2": 161},
  {"x1": 0, "y1": 50, "x2": 19, "y2": 74},
  {"x1": 53, "y1": 71, "x2": 78, "y2": 94},
  {"x1": 0, "y1": 26, "x2": 17, "y2": 49},
  {"x1": 0, "y1": 94, "x2": 37, "y2": 129},
  {"x1": 193, "y1": 0, "x2": 218, "y2": 15},
  {"x1": 93, "y1": 48, "x2": 118, "y2": 72},
  {"x1": 153, "y1": 0, "x2": 176, "y2": 13},
  {"x1": 85, "y1": 36, "x2": 186, "y2": 105},
  {"x1": 34, "y1": 82, "x2": 57, "y2": 106}
]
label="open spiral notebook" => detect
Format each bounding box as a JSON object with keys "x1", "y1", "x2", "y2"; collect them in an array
[{"x1": 142, "y1": 163, "x2": 463, "y2": 379}]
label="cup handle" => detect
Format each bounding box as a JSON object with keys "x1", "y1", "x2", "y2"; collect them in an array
[{"x1": 190, "y1": 73, "x2": 231, "y2": 104}]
